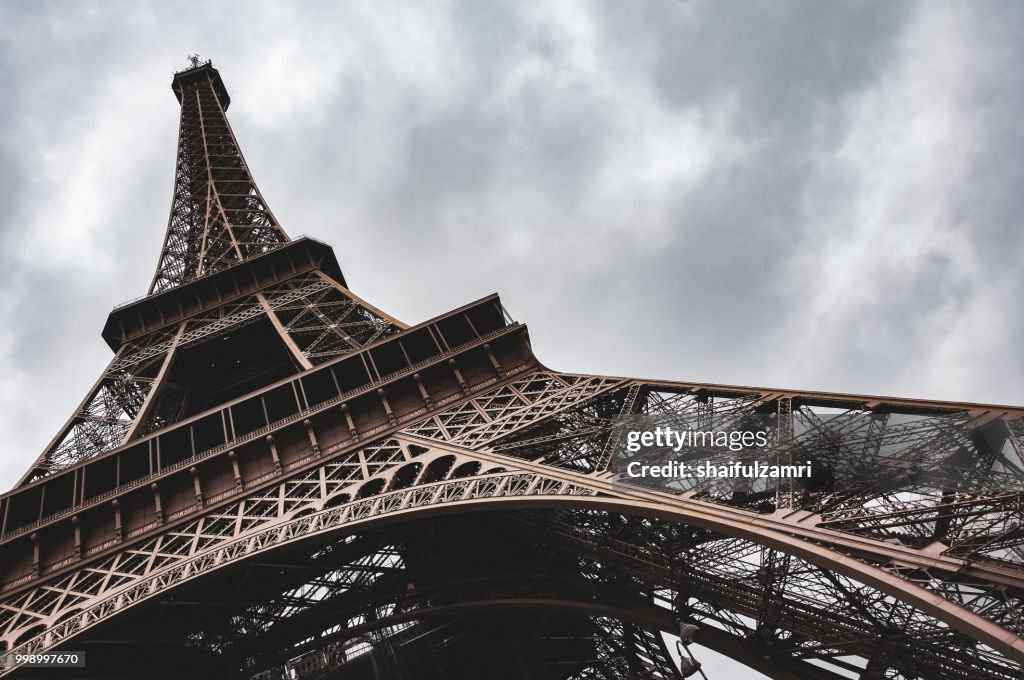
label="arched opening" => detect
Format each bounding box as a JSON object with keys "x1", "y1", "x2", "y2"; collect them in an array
[
  {"x1": 356, "y1": 478, "x2": 386, "y2": 500},
  {"x1": 324, "y1": 493, "x2": 351, "y2": 509},
  {"x1": 387, "y1": 463, "x2": 423, "y2": 492},
  {"x1": 13, "y1": 624, "x2": 45, "y2": 647},
  {"x1": 421, "y1": 456, "x2": 456, "y2": 484},
  {"x1": 450, "y1": 461, "x2": 482, "y2": 479}
]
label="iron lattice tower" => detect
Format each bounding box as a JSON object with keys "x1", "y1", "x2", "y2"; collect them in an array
[
  {"x1": 0, "y1": 61, "x2": 1022, "y2": 680},
  {"x1": 150, "y1": 58, "x2": 289, "y2": 294}
]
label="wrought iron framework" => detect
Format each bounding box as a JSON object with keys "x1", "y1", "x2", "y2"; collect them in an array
[
  {"x1": 150, "y1": 59, "x2": 289, "y2": 294},
  {"x1": 0, "y1": 60, "x2": 1021, "y2": 679}
]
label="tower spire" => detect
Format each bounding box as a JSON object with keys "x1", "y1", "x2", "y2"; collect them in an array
[{"x1": 149, "y1": 59, "x2": 289, "y2": 294}]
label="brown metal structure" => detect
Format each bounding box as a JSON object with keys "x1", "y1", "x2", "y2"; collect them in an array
[{"x1": 0, "y1": 60, "x2": 1022, "y2": 679}]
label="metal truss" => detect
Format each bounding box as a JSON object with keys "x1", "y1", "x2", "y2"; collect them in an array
[
  {"x1": 185, "y1": 540, "x2": 682, "y2": 680},
  {"x1": 19, "y1": 273, "x2": 401, "y2": 484},
  {"x1": 245, "y1": 602, "x2": 676, "y2": 680},
  {"x1": 515, "y1": 508, "x2": 1018, "y2": 678},
  {"x1": 260, "y1": 272, "x2": 403, "y2": 366},
  {"x1": 149, "y1": 62, "x2": 288, "y2": 294},
  {"x1": 22, "y1": 329, "x2": 178, "y2": 480},
  {"x1": 3, "y1": 369, "x2": 1023, "y2": 678}
]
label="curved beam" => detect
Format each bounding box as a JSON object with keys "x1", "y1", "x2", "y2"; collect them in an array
[{"x1": 5, "y1": 470, "x2": 1023, "y2": 672}]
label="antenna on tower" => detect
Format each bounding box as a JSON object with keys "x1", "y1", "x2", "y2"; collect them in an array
[{"x1": 188, "y1": 53, "x2": 202, "y2": 68}]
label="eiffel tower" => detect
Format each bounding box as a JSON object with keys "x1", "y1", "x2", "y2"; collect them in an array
[{"x1": 0, "y1": 59, "x2": 1022, "y2": 680}]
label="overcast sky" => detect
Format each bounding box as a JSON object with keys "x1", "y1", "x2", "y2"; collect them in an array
[{"x1": 2, "y1": 1, "x2": 1023, "y2": 675}]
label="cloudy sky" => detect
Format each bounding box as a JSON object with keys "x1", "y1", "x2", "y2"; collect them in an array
[{"x1": 1, "y1": 0, "x2": 1022, "y2": 675}]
